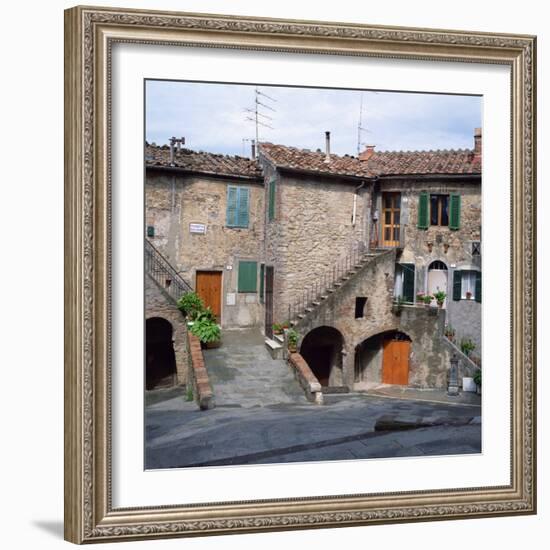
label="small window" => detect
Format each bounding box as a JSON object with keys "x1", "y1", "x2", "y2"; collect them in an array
[
  {"x1": 472, "y1": 242, "x2": 481, "y2": 256},
  {"x1": 453, "y1": 269, "x2": 481, "y2": 302},
  {"x1": 430, "y1": 194, "x2": 449, "y2": 226},
  {"x1": 355, "y1": 297, "x2": 367, "y2": 318},
  {"x1": 146, "y1": 225, "x2": 155, "y2": 238},
  {"x1": 227, "y1": 186, "x2": 250, "y2": 228},
  {"x1": 238, "y1": 261, "x2": 257, "y2": 293},
  {"x1": 461, "y1": 270, "x2": 477, "y2": 299}
]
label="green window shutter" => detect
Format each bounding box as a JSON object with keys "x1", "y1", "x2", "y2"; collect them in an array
[
  {"x1": 259, "y1": 263, "x2": 265, "y2": 303},
  {"x1": 226, "y1": 186, "x2": 238, "y2": 227},
  {"x1": 417, "y1": 192, "x2": 429, "y2": 229},
  {"x1": 238, "y1": 261, "x2": 257, "y2": 292},
  {"x1": 475, "y1": 270, "x2": 482, "y2": 303},
  {"x1": 268, "y1": 179, "x2": 276, "y2": 221},
  {"x1": 449, "y1": 194, "x2": 461, "y2": 230},
  {"x1": 453, "y1": 270, "x2": 462, "y2": 301},
  {"x1": 237, "y1": 187, "x2": 249, "y2": 228},
  {"x1": 401, "y1": 263, "x2": 415, "y2": 303}
]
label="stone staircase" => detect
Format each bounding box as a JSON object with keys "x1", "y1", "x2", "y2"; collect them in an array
[{"x1": 287, "y1": 244, "x2": 389, "y2": 327}]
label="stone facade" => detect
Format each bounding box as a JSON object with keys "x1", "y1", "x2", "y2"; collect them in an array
[
  {"x1": 145, "y1": 274, "x2": 189, "y2": 386},
  {"x1": 146, "y1": 170, "x2": 264, "y2": 328}
]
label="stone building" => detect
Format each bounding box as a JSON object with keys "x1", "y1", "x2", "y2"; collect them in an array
[{"x1": 144, "y1": 129, "x2": 481, "y2": 392}]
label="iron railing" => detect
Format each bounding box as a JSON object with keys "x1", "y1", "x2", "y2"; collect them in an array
[
  {"x1": 288, "y1": 241, "x2": 368, "y2": 325},
  {"x1": 145, "y1": 238, "x2": 192, "y2": 304}
]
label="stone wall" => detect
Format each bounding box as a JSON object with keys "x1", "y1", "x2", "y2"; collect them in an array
[
  {"x1": 146, "y1": 170, "x2": 265, "y2": 328},
  {"x1": 294, "y1": 249, "x2": 452, "y2": 389},
  {"x1": 145, "y1": 274, "x2": 189, "y2": 386},
  {"x1": 260, "y1": 161, "x2": 371, "y2": 324},
  {"x1": 376, "y1": 178, "x2": 482, "y2": 355}
]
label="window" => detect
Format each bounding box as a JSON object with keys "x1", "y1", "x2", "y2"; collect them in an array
[
  {"x1": 238, "y1": 261, "x2": 257, "y2": 293},
  {"x1": 226, "y1": 186, "x2": 250, "y2": 228},
  {"x1": 146, "y1": 225, "x2": 155, "y2": 238},
  {"x1": 430, "y1": 194, "x2": 449, "y2": 226},
  {"x1": 268, "y1": 179, "x2": 276, "y2": 221},
  {"x1": 355, "y1": 297, "x2": 367, "y2": 318},
  {"x1": 472, "y1": 241, "x2": 481, "y2": 256},
  {"x1": 394, "y1": 263, "x2": 415, "y2": 302},
  {"x1": 452, "y1": 269, "x2": 481, "y2": 302},
  {"x1": 418, "y1": 192, "x2": 460, "y2": 230}
]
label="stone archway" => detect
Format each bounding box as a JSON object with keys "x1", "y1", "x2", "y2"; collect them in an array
[
  {"x1": 146, "y1": 317, "x2": 177, "y2": 390},
  {"x1": 300, "y1": 326, "x2": 344, "y2": 387},
  {"x1": 354, "y1": 329, "x2": 411, "y2": 389},
  {"x1": 427, "y1": 260, "x2": 448, "y2": 308}
]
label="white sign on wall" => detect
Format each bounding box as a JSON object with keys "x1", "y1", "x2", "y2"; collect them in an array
[
  {"x1": 189, "y1": 223, "x2": 206, "y2": 234},
  {"x1": 226, "y1": 292, "x2": 236, "y2": 306}
]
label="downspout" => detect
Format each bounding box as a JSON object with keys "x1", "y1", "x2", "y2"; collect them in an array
[{"x1": 352, "y1": 180, "x2": 367, "y2": 226}]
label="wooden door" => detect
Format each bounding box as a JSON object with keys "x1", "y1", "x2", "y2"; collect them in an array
[
  {"x1": 196, "y1": 271, "x2": 222, "y2": 320},
  {"x1": 265, "y1": 266, "x2": 274, "y2": 338},
  {"x1": 381, "y1": 192, "x2": 401, "y2": 247},
  {"x1": 382, "y1": 339, "x2": 410, "y2": 385}
]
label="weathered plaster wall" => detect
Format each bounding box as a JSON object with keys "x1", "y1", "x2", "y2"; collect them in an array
[
  {"x1": 146, "y1": 170, "x2": 265, "y2": 328},
  {"x1": 145, "y1": 274, "x2": 189, "y2": 386}
]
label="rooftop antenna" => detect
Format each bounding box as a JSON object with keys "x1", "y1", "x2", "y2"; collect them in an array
[
  {"x1": 356, "y1": 91, "x2": 378, "y2": 156},
  {"x1": 244, "y1": 87, "x2": 276, "y2": 157}
]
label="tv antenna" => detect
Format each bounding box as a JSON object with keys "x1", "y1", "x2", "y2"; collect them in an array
[
  {"x1": 244, "y1": 87, "x2": 276, "y2": 157},
  {"x1": 356, "y1": 91, "x2": 379, "y2": 156}
]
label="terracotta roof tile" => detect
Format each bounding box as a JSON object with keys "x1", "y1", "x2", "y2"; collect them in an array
[{"x1": 145, "y1": 143, "x2": 263, "y2": 179}]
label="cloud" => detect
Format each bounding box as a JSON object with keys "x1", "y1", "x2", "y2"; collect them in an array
[{"x1": 146, "y1": 80, "x2": 481, "y2": 156}]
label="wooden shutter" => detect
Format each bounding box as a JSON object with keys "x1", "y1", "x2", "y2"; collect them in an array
[
  {"x1": 449, "y1": 194, "x2": 461, "y2": 230},
  {"x1": 226, "y1": 186, "x2": 238, "y2": 227},
  {"x1": 268, "y1": 179, "x2": 276, "y2": 221},
  {"x1": 452, "y1": 270, "x2": 462, "y2": 301},
  {"x1": 259, "y1": 263, "x2": 265, "y2": 303},
  {"x1": 401, "y1": 263, "x2": 415, "y2": 303},
  {"x1": 417, "y1": 192, "x2": 429, "y2": 229},
  {"x1": 238, "y1": 261, "x2": 257, "y2": 292},
  {"x1": 237, "y1": 187, "x2": 249, "y2": 227},
  {"x1": 475, "y1": 270, "x2": 482, "y2": 303}
]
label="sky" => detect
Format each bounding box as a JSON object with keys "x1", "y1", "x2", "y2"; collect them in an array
[{"x1": 145, "y1": 80, "x2": 482, "y2": 157}]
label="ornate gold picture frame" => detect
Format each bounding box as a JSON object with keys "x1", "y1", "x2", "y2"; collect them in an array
[{"x1": 64, "y1": 5, "x2": 536, "y2": 544}]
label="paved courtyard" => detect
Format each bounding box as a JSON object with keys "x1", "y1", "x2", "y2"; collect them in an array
[{"x1": 145, "y1": 329, "x2": 481, "y2": 469}]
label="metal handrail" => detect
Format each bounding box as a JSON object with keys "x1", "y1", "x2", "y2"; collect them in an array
[
  {"x1": 287, "y1": 241, "x2": 367, "y2": 324},
  {"x1": 145, "y1": 238, "x2": 193, "y2": 304}
]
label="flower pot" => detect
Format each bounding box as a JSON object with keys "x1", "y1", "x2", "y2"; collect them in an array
[
  {"x1": 437, "y1": 302, "x2": 444, "y2": 308},
  {"x1": 202, "y1": 339, "x2": 221, "y2": 349}
]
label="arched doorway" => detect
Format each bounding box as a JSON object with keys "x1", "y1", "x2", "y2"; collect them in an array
[
  {"x1": 427, "y1": 260, "x2": 448, "y2": 308},
  {"x1": 354, "y1": 330, "x2": 411, "y2": 388},
  {"x1": 146, "y1": 317, "x2": 177, "y2": 390},
  {"x1": 300, "y1": 326, "x2": 344, "y2": 387}
]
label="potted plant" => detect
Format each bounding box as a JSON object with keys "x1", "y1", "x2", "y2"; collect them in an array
[
  {"x1": 444, "y1": 324, "x2": 456, "y2": 341},
  {"x1": 416, "y1": 292, "x2": 425, "y2": 304},
  {"x1": 190, "y1": 313, "x2": 221, "y2": 349},
  {"x1": 177, "y1": 292, "x2": 204, "y2": 321},
  {"x1": 423, "y1": 294, "x2": 434, "y2": 308},
  {"x1": 465, "y1": 290, "x2": 473, "y2": 300},
  {"x1": 473, "y1": 369, "x2": 481, "y2": 395},
  {"x1": 433, "y1": 290, "x2": 446, "y2": 308},
  {"x1": 287, "y1": 328, "x2": 299, "y2": 353},
  {"x1": 460, "y1": 337, "x2": 476, "y2": 357},
  {"x1": 272, "y1": 323, "x2": 283, "y2": 335}
]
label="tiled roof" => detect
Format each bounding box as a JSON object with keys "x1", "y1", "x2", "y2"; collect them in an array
[
  {"x1": 145, "y1": 143, "x2": 263, "y2": 179},
  {"x1": 259, "y1": 143, "x2": 374, "y2": 178},
  {"x1": 259, "y1": 142, "x2": 481, "y2": 178}
]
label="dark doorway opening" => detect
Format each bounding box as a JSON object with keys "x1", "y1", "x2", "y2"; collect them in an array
[
  {"x1": 300, "y1": 326, "x2": 344, "y2": 387},
  {"x1": 146, "y1": 317, "x2": 177, "y2": 390}
]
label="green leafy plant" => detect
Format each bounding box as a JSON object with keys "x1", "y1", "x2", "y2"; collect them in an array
[
  {"x1": 273, "y1": 323, "x2": 283, "y2": 335},
  {"x1": 473, "y1": 369, "x2": 481, "y2": 387},
  {"x1": 195, "y1": 307, "x2": 216, "y2": 323},
  {"x1": 433, "y1": 290, "x2": 447, "y2": 305},
  {"x1": 287, "y1": 328, "x2": 299, "y2": 350},
  {"x1": 190, "y1": 317, "x2": 221, "y2": 344},
  {"x1": 460, "y1": 337, "x2": 476, "y2": 356},
  {"x1": 423, "y1": 294, "x2": 434, "y2": 305},
  {"x1": 444, "y1": 324, "x2": 456, "y2": 340},
  {"x1": 185, "y1": 385, "x2": 194, "y2": 402},
  {"x1": 177, "y1": 292, "x2": 204, "y2": 320},
  {"x1": 416, "y1": 292, "x2": 425, "y2": 303}
]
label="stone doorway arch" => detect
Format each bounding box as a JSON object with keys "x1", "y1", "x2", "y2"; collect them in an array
[
  {"x1": 146, "y1": 317, "x2": 177, "y2": 390},
  {"x1": 300, "y1": 326, "x2": 345, "y2": 387}
]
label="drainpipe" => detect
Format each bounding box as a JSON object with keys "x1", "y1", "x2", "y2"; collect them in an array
[{"x1": 352, "y1": 180, "x2": 367, "y2": 226}]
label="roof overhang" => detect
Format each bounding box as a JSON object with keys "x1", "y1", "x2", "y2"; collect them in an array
[{"x1": 145, "y1": 164, "x2": 264, "y2": 183}]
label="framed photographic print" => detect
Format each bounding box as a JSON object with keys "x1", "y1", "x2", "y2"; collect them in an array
[{"x1": 64, "y1": 5, "x2": 537, "y2": 544}]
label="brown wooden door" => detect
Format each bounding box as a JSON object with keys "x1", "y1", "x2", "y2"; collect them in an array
[
  {"x1": 196, "y1": 271, "x2": 222, "y2": 320},
  {"x1": 381, "y1": 192, "x2": 401, "y2": 247},
  {"x1": 382, "y1": 339, "x2": 410, "y2": 385},
  {"x1": 265, "y1": 266, "x2": 274, "y2": 338}
]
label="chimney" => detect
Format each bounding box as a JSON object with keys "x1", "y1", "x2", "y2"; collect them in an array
[
  {"x1": 324, "y1": 131, "x2": 331, "y2": 162},
  {"x1": 359, "y1": 145, "x2": 376, "y2": 161},
  {"x1": 473, "y1": 127, "x2": 482, "y2": 161},
  {"x1": 169, "y1": 136, "x2": 185, "y2": 166},
  {"x1": 251, "y1": 139, "x2": 256, "y2": 160}
]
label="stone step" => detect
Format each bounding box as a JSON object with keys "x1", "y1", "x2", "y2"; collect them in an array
[
  {"x1": 320, "y1": 295, "x2": 328, "y2": 300},
  {"x1": 274, "y1": 333, "x2": 284, "y2": 344},
  {"x1": 297, "y1": 313, "x2": 305, "y2": 319},
  {"x1": 264, "y1": 338, "x2": 283, "y2": 360},
  {"x1": 312, "y1": 301, "x2": 321, "y2": 306},
  {"x1": 305, "y1": 307, "x2": 313, "y2": 313}
]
